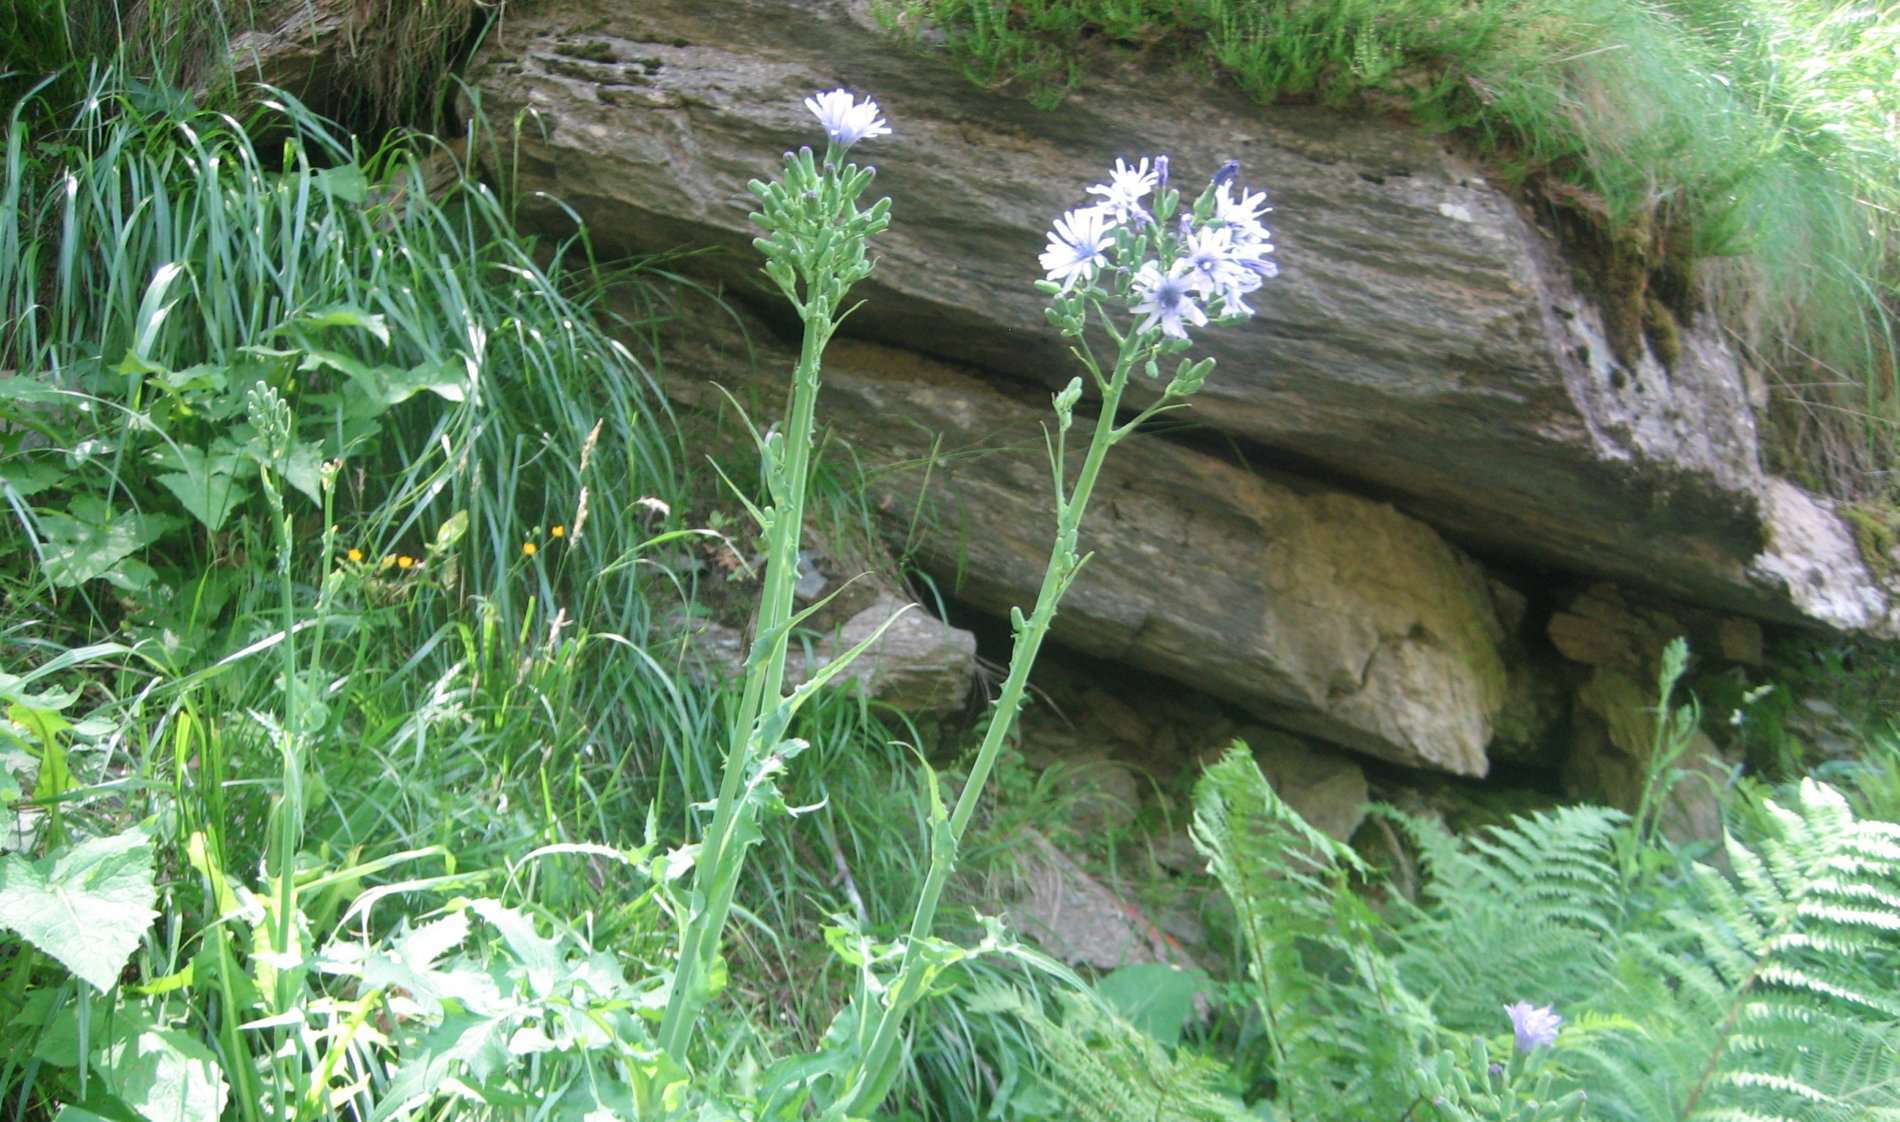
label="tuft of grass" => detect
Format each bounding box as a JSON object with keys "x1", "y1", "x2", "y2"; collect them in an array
[{"x1": 878, "y1": 0, "x2": 1900, "y2": 499}]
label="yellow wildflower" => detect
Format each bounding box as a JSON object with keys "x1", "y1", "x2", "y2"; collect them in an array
[
  {"x1": 347, "y1": 548, "x2": 364, "y2": 563},
  {"x1": 550, "y1": 525, "x2": 566, "y2": 539},
  {"x1": 397, "y1": 555, "x2": 416, "y2": 570},
  {"x1": 522, "y1": 542, "x2": 539, "y2": 557}
]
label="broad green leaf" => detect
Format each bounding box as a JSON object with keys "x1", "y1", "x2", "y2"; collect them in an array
[
  {"x1": 363, "y1": 910, "x2": 471, "y2": 1018},
  {"x1": 151, "y1": 363, "x2": 227, "y2": 396},
  {"x1": 95, "y1": 1026, "x2": 228, "y2": 1122},
  {"x1": 97, "y1": 559, "x2": 159, "y2": 595},
  {"x1": 0, "y1": 379, "x2": 64, "y2": 405},
  {"x1": 2, "y1": 673, "x2": 77, "y2": 711},
  {"x1": 0, "y1": 460, "x2": 66, "y2": 497},
  {"x1": 155, "y1": 445, "x2": 250, "y2": 531},
  {"x1": 379, "y1": 360, "x2": 468, "y2": 405},
  {"x1": 433, "y1": 510, "x2": 469, "y2": 551},
  {"x1": 315, "y1": 165, "x2": 368, "y2": 204},
  {"x1": 0, "y1": 826, "x2": 158, "y2": 991},
  {"x1": 1095, "y1": 963, "x2": 1209, "y2": 1048},
  {"x1": 467, "y1": 899, "x2": 562, "y2": 996},
  {"x1": 280, "y1": 438, "x2": 325, "y2": 504},
  {"x1": 374, "y1": 1010, "x2": 514, "y2": 1119},
  {"x1": 37, "y1": 498, "x2": 180, "y2": 588},
  {"x1": 295, "y1": 304, "x2": 390, "y2": 346}
]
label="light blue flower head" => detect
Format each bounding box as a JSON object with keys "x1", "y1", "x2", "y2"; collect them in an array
[
  {"x1": 1504, "y1": 1001, "x2": 1562, "y2": 1052},
  {"x1": 804, "y1": 88, "x2": 891, "y2": 148}
]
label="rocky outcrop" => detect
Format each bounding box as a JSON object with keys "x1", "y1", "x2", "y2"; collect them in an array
[
  {"x1": 1549, "y1": 585, "x2": 1739, "y2": 844},
  {"x1": 662, "y1": 307, "x2": 1509, "y2": 776},
  {"x1": 454, "y1": 0, "x2": 1900, "y2": 636},
  {"x1": 226, "y1": 0, "x2": 1896, "y2": 795},
  {"x1": 1005, "y1": 828, "x2": 1200, "y2": 971},
  {"x1": 672, "y1": 591, "x2": 978, "y2": 716}
]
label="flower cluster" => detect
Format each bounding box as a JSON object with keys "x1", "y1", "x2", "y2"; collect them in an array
[{"x1": 1040, "y1": 155, "x2": 1277, "y2": 341}]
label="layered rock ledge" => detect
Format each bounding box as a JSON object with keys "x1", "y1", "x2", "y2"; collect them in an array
[
  {"x1": 446, "y1": 0, "x2": 1897, "y2": 634},
  {"x1": 662, "y1": 313, "x2": 1508, "y2": 777}
]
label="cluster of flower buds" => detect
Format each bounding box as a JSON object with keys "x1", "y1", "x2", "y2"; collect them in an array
[{"x1": 1039, "y1": 156, "x2": 1278, "y2": 342}]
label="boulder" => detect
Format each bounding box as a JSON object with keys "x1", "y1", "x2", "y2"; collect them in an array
[
  {"x1": 1004, "y1": 827, "x2": 1198, "y2": 971},
  {"x1": 672, "y1": 591, "x2": 977, "y2": 715},
  {"x1": 456, "y1": 0, "x2": 1900, "y2": 635},
  {"x1": 1237, "y1": 728, "x2": 1371, "y2": 844},
  {"x1": 660, "y1": 308, "x2": 1510, "y2": 777},
  {"x1": 1548, "y1": 585, "x2": 1736, "y2": 844}
]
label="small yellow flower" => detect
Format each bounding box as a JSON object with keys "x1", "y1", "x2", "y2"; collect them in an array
[
  {"x1": 397, "y1": 555, "x2": 416, "y2": 570},
  {"x1": 522, "y1": 541, "x2": 539, "y2": 557},
  {"x1": 346, "y1": 548, "x2": 364, "y2": 563},
  {"x1": 549, "y1": 525, "x2": 566, "y2": 539}
]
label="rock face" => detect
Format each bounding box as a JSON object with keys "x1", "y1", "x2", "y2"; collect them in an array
[
  {"x1": 663, "y1": 309, "x2": 1509, "y2": 776},
  {"x1": 672, "y1": 592, "x2": 978, "y2": 716},
  {"x1": 228, "y1": 0, "x2": 1897, "y2": 792},
  {"x1": 456, "y1": 0, "x2": 1900, "y2": 636},
  {"x1": 1005, "y1": 828, "x2": 1199, "y2": 971},
  {"x1": 1550, "y1": 585, "x2": 1737, "y2": 844}
]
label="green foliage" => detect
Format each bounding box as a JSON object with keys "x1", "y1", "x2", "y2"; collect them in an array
[
  {"x1": 1191, "y1": 746, "x2": 1451, "y2": 1120},
  {"x1": 0, "y1": 825, "x2": 157, "y2": 992},
  {"x1": 971, "y1": 987, "x2": 1253, "y2": 1122},
  {"x1": 1574, "y1": 780, "x2": 1900, "y2": 1121},
  {"x1": 1180, "y1": 734, "x2": 1900, "y2": 1122},
  {"x1": 1376, "y1": 802, "x2": 1628, "y2": 1034},
  {"x1": 878, "y1": 0, "x2": 1900, "y2": 498}
]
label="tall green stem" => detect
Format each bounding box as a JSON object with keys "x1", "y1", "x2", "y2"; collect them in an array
[
  {"x1": 832, "y1": 339, "x2": 1143, "y2": 1118},
  {"x1": 657, "y1": 307, "x2": 827, "y2": 1059}
]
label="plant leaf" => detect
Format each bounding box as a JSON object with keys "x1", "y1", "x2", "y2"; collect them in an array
[
  {"x1": 0, "y1": 826, "x2": 159, "y2": 991},
  {"x1": 95, "y1": 1027, "x2": 228, "y2": 1122},
  {"x1": 36, "y1": 498, "x2": 180, "y2": 588},
  {"x1": 295, "y1": 303, "x2": 390, "y2": 345},
  {"x1": 155, "y1": 445, "x2": 250, "y2": 531}
]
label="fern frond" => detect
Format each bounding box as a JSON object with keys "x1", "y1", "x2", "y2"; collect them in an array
[
  {"x1": 1585, "y1": 779, "x2": 1900, "y2": 1122},
  {"x1": 1373, "y1": 801, "x2": 1628, "y2": 1033},
  {"x1": 975, "y1": 986, "x2": 1253, "y2": 1122},
  {"x1": 1191, "y1": 744, "x2": 1440, "y2": 1120}
]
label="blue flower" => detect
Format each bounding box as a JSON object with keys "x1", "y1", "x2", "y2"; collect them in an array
[
  {"x1": 1040, "y1": 206, "x2": 1117, "y2": 292},
  {"x1": 1504, "y1": 1002, "x2": 1562, "y2": 1052},
  {"x1": 1212, "y1": 180, "x2": 1273, "y2": 245},
  {"x1": 1087, "y1": 157, "x2": 1160, "y2": 225},
  {"x1": 1179, "y1": 223, "x2": 1276, "y2": 318},
  {"x1": 1131, "y1": 261, "x2": 1208, "y2": 341},
  {"x1": 804, "y1": 89, "x2": 891, "y2": 148}
]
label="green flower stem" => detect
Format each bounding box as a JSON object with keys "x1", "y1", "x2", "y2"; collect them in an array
[
  {"x1": 833, "y1": 332, "x2": 1149, "y2": 1118},
  {"x1": 657, "y1": 135, "x2": 886, "y2": 1061},
  {"x1": 657, "y1": 305, "x2": 827, "y2": 1060}
]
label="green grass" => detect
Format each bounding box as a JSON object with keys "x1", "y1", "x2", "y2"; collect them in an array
[
  {"x1": 0, "y1": 60, "x2": 1080, "y2": 1118},
  {"x1": 877, "y1": 0, "x2": 1900, "y2": 498}
]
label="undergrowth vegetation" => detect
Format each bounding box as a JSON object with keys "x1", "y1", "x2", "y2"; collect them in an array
[
  {"x1": 876, "y1": 0, "x2": 1900, "y2": 499},
  {"x1": 2, "y1": 11, "x2": 1899, "y2": 1122}
]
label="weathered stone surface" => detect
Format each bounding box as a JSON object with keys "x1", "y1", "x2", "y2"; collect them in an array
[
  {"x1": 455, "y1": 0, "x2": 1900, "y2": 634},
  {"x1": 227, "y1": 3, "x2": 351, "y2": 107},
  {"x1": 1238, "y1": 728, "x2": 1370, "y2": 844},
  {"x1": 662, "y1": 309, "x2": 1509, "y2": 776},
  {"x1": 1548, "y1": 585, "x2": 1734, "y2": 843},
  {"x1": 671, "y1": 592, "x2": 977, "y2": 715},
  {"x1": 1566, "y1": 667, "x2": 1731, "y2": 847},
  {"x1": 1005, "y1": 828, "x2": 1197, "y2": 971}
]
